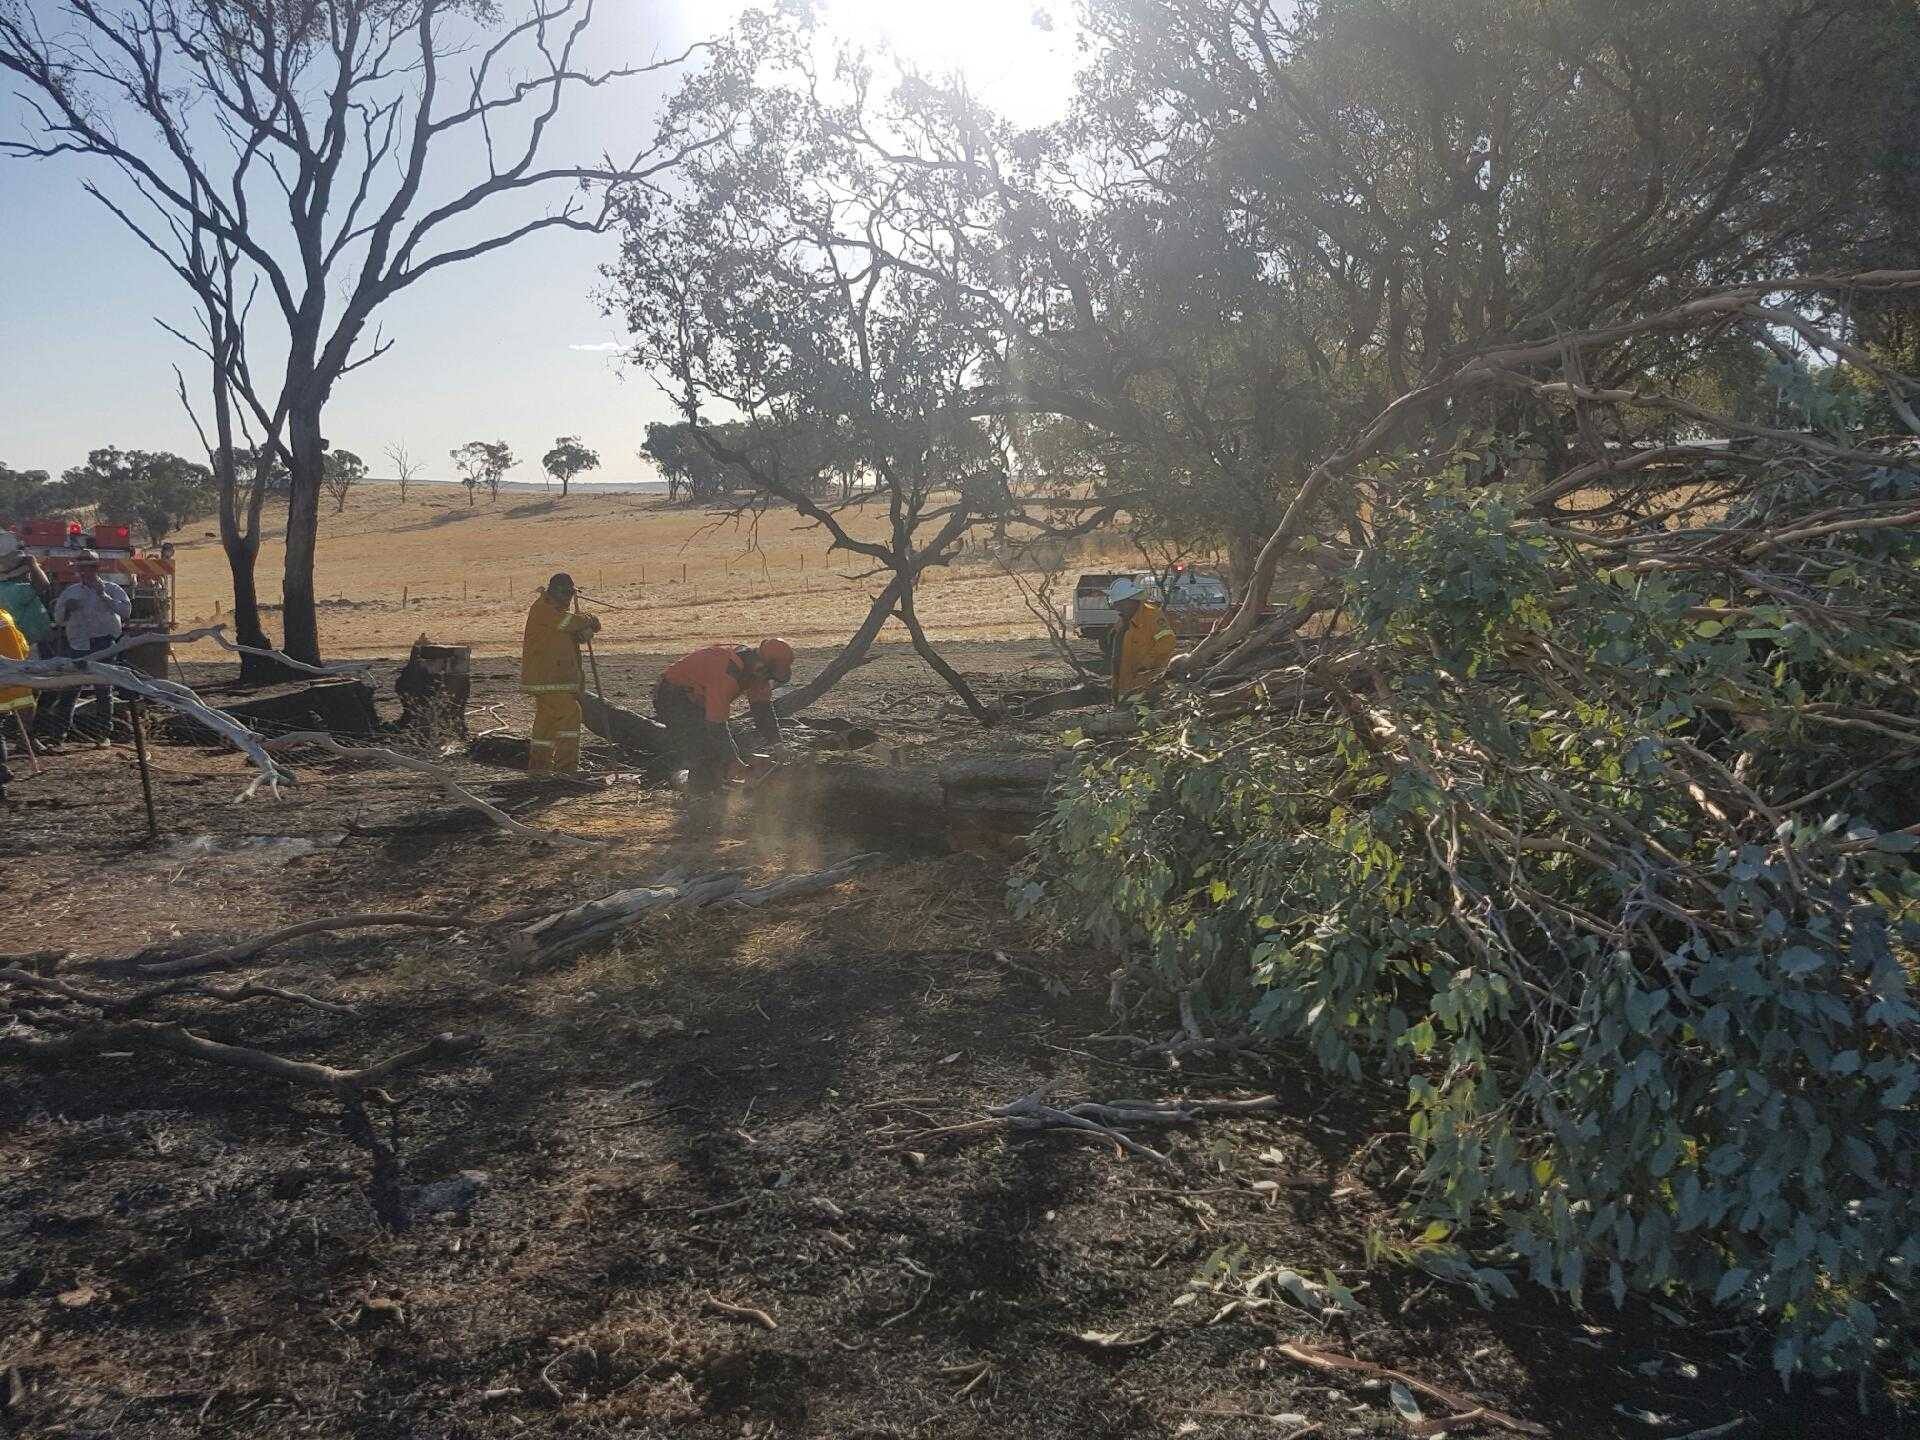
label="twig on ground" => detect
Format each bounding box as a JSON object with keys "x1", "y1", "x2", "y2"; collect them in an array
[
  {"x1": 705, "y1": 1295, "x2": 778, "y2": 1330},
  {"x1": 897, "y1": 1089, "x2": 1281, "y2": 1168},
  {"x1": 988, "y1": 948, "x2": 1070, "y2": 998}
]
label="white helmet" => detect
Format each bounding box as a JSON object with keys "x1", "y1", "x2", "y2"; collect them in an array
[{"x1": 1106, "y1": 576, "x2": 1146, "y2": 605}]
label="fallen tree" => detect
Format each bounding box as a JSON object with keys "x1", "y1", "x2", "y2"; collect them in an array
[{"x1": 1022, "y1": 273, "x2": 1920, "y2": 1376}]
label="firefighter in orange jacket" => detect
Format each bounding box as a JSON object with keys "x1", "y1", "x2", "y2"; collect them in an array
[
  {"x1": 651, "y1": 638, "x2": 795, "y2": 810},
  {"x1": 0, "y1": 605, "x2": 34, "y2": 803},
  {"x1": 519, "y1": 573, "x2": 600, "y2": 773}
]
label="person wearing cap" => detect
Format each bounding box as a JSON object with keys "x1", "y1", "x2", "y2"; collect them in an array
[
  {"x1": 0, "y1": 533, "x2": 55, "y2": 657},
  {"x1": 0, "y1": 603, "x2": 34, "y2": 803},
  {"x1": 519, "y1": 572, "x2": 601, "y2": 774},
  {"x1": 48, "y1": 550, "x2": 131, "y2": 746},
  {"x1": 1104, "y1": 576, "x2": 1177, "y2": 703},
  {"x1": 652, "y1": 639, "x2": 795, "y2": 818}
]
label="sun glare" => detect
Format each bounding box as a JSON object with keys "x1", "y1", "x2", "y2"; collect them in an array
[{"x1": 818, "y1": 0, "x2": 1081, "y2": 124}]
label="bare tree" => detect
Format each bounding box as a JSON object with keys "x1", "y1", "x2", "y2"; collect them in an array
[
  {"x1": 0, "y1": 0, "x2": 725, "y2": 664},
  {"x1": 384, "y1": 442, "x2": 422, "y2": 503}
]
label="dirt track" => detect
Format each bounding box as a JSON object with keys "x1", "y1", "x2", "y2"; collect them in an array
[{"x1": 0, "y1": 644, "x2": 1883, "y2": 1437}]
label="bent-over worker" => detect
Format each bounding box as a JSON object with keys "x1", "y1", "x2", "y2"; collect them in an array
[
  {"x1": 1104, "y1": 576, "x2": 1177, "y2": 703},
  {"x1": 651, "y1": 639, "x2": 795, "y2": 806},
  {"x1": 0, "y1": 604, "x2": 34, "y2": 804},
  {"x1": 519, "y1": 572, "x2": 601, "y2": 774}
]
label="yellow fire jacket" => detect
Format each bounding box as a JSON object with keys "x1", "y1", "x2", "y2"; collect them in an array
[
  {"x1": 520, "y1": 594, "x2": 597, "y2": 694},
  {"x1": 0, "y1": 607, "x2": 34, "y2": 714},
  {"x1": 1111, "y1": 601, "x2": 1177, "y2": 699}
]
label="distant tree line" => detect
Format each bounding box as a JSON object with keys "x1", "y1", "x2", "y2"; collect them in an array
[
  {"x1": 1, "y1": 449, "x2": 213, "y2": 546},
  {"x1": 2, "y1": 443, "x2": 372, "y2": 541},
  {"x1": 640, "y1": 419, "x2": 860, "y2": 504}
]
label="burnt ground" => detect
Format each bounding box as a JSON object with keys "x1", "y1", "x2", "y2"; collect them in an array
[{"x1": 0, "y1": 641, "x2": 1891, "y2": 1438}]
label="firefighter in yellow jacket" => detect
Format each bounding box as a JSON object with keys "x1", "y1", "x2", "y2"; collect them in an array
[
  {"x1": 520, "y1": 573, "x2": 600, "y2": 773},
  {"x1": 0, "y1": 605, "x2": 34, "y2": 803},
  {"x1": 1104, "y1": 576, "x2": 1177, "y2": 702}
]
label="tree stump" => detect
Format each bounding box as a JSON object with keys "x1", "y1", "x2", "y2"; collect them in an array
[{"x1": 395, "y1": 639, "x2": 471, "y2": 738}]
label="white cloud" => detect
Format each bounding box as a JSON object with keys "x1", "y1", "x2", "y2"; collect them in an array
[{"x1": 568, "y1": 340, "x2": 623, "y2": 353}]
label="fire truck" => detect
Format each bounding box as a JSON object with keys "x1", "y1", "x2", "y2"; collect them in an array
[{"x1": 8, "y1": 518, "x2": 177, "y2": 676}]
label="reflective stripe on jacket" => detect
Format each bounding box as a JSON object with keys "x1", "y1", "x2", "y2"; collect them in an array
[
  {"x1": 1113, "y1": 601, "x2": 1177, "y2": 698},
  {"x1": 658, "y1": 644, "x2": 771, "y2": 723},
  {"x1": 519, "y1": 595, "x2": 595, "y2": 694},
  {"x1": 0, "y1": 607, "x2": 34, "y2": 713}
]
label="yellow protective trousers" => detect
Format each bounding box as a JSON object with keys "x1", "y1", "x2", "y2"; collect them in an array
[{"x1": 529, "y1": 692, "x2": 583, "y2": 773}]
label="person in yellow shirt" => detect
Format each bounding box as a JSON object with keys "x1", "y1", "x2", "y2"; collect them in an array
[
  {"x1": 1104, "y1": 576, "x2": 1177, "y2": 702},
  {"x1": 0, "y1": 605, "x2": 35, "y2": 803},
  {"x1": 519, "y1": 573, "x2": 601, "y2": 774}
]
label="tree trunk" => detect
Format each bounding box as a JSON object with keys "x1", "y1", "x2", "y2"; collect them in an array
[
  {"x1": 897, "y1": 582, "x2": 995, "y2": 722},
  {"x1": 281, "y1": 403, "x2": 326, "y2": 666},
  {"x1": 1226, "y1": 528, "x2": 1262, "y2": 601},
  {"x1": 773, "y1": 571, "x2": 908, "y2": 716},
  {"x1": 209, "y1": 368, "x2": 281, "y2": 684},
  {"x1": 561, "y1": 476, "x2": 570, "y2": 498}
]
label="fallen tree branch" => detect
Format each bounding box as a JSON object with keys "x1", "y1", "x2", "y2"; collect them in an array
[
  {"x1": 988, "y1": 948, "x2": 1071, "y2": 998},
  {"x1": 0, "y1": 966, "x2": 349, "y2": 1016},
  {"x1": 895, "y1": 1090, "x2": 1281, "y2": 1169},
  {"x1": 0, "y1": 1021, "x2": 482, "y2": 1100},
  {"x1": 1271, "y1": 1340, "x2": 1548, "y2": 1437},
  {"x1": 513, "y1": 854, "x2": 887, "y2": 967},
  {"x1": 255, "y1": 731, "x2": 599, "y2": 846},
  {"x1": 139, "y1": 913, "x2": 471, "y2": 977}
]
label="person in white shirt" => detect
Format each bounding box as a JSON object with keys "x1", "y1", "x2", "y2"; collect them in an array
[{"x1": 49, "y1": 552, "x2": 132, "y2": 747}]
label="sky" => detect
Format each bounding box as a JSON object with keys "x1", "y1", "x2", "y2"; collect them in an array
[{"x1": 0, "y1": 0, "x2": 1086, "y2": 482}]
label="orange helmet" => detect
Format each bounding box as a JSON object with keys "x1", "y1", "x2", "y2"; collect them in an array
[{"x1": 757, "y1": 637, "x2": 796, "y2": 682}]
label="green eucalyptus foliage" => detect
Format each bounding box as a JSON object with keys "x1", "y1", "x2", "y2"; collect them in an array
[{"x1": 1022, "y1": 452, "x2": 1920, "y2": 1376}]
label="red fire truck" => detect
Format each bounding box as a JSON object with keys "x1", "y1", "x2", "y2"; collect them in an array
[{"x1": 8, "y1": 518, "x2": 177, "y2": 676}]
